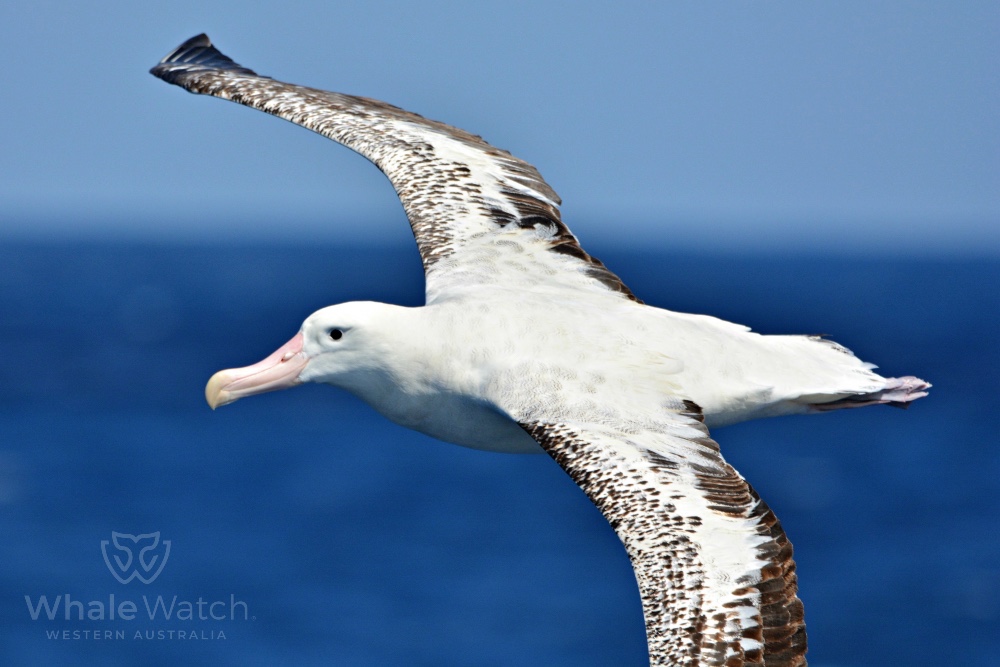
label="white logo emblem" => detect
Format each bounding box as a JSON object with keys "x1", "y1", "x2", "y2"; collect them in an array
[{"x1": 100, "y1": 531, "x2": 171, "y2": 584}]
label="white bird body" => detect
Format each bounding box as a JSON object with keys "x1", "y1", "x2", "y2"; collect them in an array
[
  {"x1": 297, "y1": 295, "x2": 890, "y2": 454},
  {"x1": 153, "y1": 34, "x2": 929, "y2": 666}
]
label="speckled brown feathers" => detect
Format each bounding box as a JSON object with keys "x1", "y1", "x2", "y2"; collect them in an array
[
  {"x1": 522, "y1": 416, "x2": 807, "y2": 667},
  {"x1": 151, "y1": 34, "x2": 639, "y2": 304}
]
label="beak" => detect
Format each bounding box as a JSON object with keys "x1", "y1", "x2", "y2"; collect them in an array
[{"x1": 205, "y1": 332, "x2": 308, "y2": 409}]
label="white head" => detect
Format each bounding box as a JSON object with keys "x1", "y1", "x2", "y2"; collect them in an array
[{"x1": 205, "y1": 301, "x2": 403, "y2": 409}]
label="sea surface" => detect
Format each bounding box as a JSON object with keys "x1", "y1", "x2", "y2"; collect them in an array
[{"x1": 0, "y1": 242, "x2": 996, "y2": 666}]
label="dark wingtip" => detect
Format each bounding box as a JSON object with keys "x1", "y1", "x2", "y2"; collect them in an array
[
  {"x1": 165, "y1": 33, "x2": 213, "y2": 57},
  {"x1": 150, "y1": 33, "x2": 259, "y2": 85}
]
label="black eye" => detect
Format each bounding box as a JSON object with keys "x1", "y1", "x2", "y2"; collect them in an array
[{"x1": 328, "y1": 329, "x2": 343, "y2": 341}]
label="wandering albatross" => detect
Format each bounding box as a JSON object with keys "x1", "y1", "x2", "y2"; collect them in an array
[{"x1": 152, "y1": 34, "x2": 929, "y2": 667}]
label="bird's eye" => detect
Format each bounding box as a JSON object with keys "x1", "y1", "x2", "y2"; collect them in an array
[{"x1": 329, "y1": 329, "x2": 343, "y2": 341}]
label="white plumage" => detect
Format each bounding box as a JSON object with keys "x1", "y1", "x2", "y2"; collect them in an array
[{"x1": 154, "y1": 34, "x2": 928, "y2": 666}]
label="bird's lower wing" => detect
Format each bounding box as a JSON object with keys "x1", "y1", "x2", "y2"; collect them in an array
[
  {"x1": 517, "y1": 410, "x2": 807, "y2": 666},
  {"x1": 150, "y1": 34, "x2": 639, "y2": 305}
]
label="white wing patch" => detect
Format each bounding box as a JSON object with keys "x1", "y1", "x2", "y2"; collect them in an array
[
  {"x1": 517, "y1": 409, "x2": 807, "y2": 666},
  {"x1": 151, "y1": 34, "x2": 639, "y2": 305}
]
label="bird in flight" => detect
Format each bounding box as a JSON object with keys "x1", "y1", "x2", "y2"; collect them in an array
[{"x1": 152, "y1": 34, "x2": 929, "y2": 667}]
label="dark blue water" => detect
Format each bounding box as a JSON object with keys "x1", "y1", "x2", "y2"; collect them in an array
[{"x1": 0, "y1": 242, "x2": 996, "y2": 666}]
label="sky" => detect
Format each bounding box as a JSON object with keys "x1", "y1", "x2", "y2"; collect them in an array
[{"x1": 1, "y1": 1, "x2": 997, "y2": 254}]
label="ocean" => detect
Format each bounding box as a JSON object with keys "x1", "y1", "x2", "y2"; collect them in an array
[{"x1": 0, "y1": 242, "x2": 996, "y2": 666}]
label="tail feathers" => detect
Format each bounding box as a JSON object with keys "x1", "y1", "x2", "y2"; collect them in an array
[{"x1": 812, "y1": 376, "x2": 931, "y2": 412}]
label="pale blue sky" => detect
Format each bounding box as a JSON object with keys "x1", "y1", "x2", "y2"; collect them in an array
[{"x1": 1, "y1": 1, "x2": 996, "y2": 253}]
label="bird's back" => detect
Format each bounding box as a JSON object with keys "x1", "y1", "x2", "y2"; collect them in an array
[{"x1": 420, "y1": 292, "x2": 921, "y2": 433}]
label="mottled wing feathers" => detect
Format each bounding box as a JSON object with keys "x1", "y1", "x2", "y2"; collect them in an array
[
  {"x1": 520, "y1": 415, "x2": 807, "y2": 667},
  {"x1": 151, "y1": 34, "x2": 639, "y2": 304}
]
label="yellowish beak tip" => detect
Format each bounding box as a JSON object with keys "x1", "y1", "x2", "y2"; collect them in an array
[{"x1": 205, "y1": 370, "x2": 233, "y2": 410}]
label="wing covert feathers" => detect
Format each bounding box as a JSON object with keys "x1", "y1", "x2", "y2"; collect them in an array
[
  {"x1": 521, "y1": 419, "x2": 807, "y2": 667},
  {"x1": 151, "y1": 34, "x2": 639, "y2": 304}
]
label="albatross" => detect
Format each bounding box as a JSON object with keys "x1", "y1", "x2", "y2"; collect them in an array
[{"x1": 152, "y1": 34, "x2": 929, "y2": 667}]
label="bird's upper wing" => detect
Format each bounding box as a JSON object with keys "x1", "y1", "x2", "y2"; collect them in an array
[
  {"x1": 511, "y1": 398, "x2": 807, "y2": 666},
  {"x1": 151, "y1": 34, "x2": 639, "y2": 305}
]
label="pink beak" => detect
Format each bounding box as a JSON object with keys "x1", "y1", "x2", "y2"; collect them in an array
[{"x1": 205, "y1": 332, "x2": 309, "y2": 409}]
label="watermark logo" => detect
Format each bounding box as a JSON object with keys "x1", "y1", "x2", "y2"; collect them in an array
[
  {"x1": 25, "y1": 530, "x2": 251, "y2": 641},
  {"x1": 100, "y1": 532, "x2": 171, "y2": 585}
]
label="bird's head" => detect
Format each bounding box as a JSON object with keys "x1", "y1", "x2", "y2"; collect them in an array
[{"x1": 205, "y1": 301, "x2": 400, "y2": 409}]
